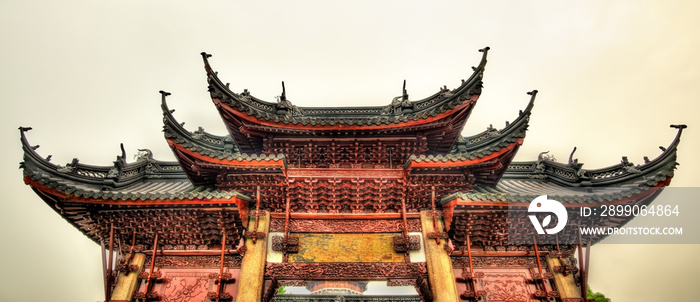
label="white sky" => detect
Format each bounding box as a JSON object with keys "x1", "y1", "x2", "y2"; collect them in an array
[{"x1": 1, "y1": 1, "x2": 699, "y2": 301}]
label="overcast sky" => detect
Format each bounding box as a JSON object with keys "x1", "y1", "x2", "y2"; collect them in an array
[{"x1": 1, "y1": 1, "x2": 699, "y2": 301}]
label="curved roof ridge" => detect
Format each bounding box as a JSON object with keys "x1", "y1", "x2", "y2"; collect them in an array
[
  {"x1": 160, "y1": 91, "x2": 239, "y2": 155},
  {"x1": 440, "y1": 126, "x2": 683, "y2": 205},
  {"x1": 453, "y1": 90, "x2": 536, "y2": 156},
  {"x1": 503, "y1": 124, "x2": 685, "y2": 187},
  {"x1": 19, "y1": 127, "x2": 187, "y2": 190},
  {"x1": 201, "y1": 47, "x2": 489, "y2": 126},
  {"x1": 161, "y1": 91, "x2": 286, "y2": 162}
]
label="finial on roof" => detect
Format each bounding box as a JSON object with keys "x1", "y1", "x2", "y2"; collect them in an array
[
  {"x1": 476, "y1": 47, "x2": 490, "y2": 69},
  {"x1": 114, "y1": 143, "x2": 127, "y2": 167},
  {"x1": 200, "y1": 52, "x2": 213, "y2": 74},
  {"x1": 159, "y1": 91, "x2": 171, "y2": 110},
  {"x1": 568, "y1": 146, "x2": 578, "y2": 166},
  {"x1": 402, "y1": 80, "x2": 408, "y2": 101},
  {"x1": 666, "y1": 124, "x2": 687, "y2": 151},
  {"x1": 120, "y1": 143, "x2": 126, "y2": 160},
  {"x1": 280, "y1": 81, "x2": 286, "y2": 102}
]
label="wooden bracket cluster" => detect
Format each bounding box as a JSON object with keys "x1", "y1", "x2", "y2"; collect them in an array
[
  {"x1": 271, "y1": 235, "x2": 299, "y2": 253},
  {"x1": 393, "y1": 235, "x2": 421, "y2": 253},
  {"x1": 244, "y1": 231, "x2": 266, "y2": 242}
]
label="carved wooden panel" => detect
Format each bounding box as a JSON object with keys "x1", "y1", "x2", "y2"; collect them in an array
[
  {"x1": 269, "y1": 219, "x2": 421, "y2": 233},
  {"x1": 264, "y1": 262, "x2": 427, "y2": 280},
  {"x1": 479, "y1": 271, "x2": 532, "y2": 302},
  {"x1": 146, "y1": 255, "x2": 242, "y2": 269},
  {"x1": 286, "y1": 177, "x2": 405, "y2": 214},
  {"x1": 135, "y1": 268, "x2": 240, "y2": 302},
  {"x1": 451, "y1": 256, "x2": 538, "y2": 269},
  {"x1": 454, "y1": 268, "x2": 538, "y2": 302},
  {"x1": 272, "y1": 140, "x2": 420, "y2": 169}
]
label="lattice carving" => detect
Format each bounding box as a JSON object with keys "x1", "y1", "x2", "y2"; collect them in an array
[
  {"x1": 270, "y1": 219, "x2": 421, "y2": 233},
  {"x1": 264, "y1": 262, "x2": 427, "y2": 280},
  {"x1": 287, "y1": 177, "x2": 405, "y2": 214},
  {"x1": 273, "y1": 140, "x2": 419, "y2": 169},
  {"x1": 451, "y1": 256, "x2": 539, "y2": 269},
  {"x1": 479, "y1": 272, "x2": 530, "y2": 302},
  {"x1": 147, "y1": 255, "x2": 242, "y2": 268}
]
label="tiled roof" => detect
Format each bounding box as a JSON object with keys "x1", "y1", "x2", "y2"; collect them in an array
[
  {"x1": 161, "y1": 92, "x2": 287, "y2": 164},
  {"x1": 21, "y1": 124, "x2": 682, "y2": 205},
  {"x1": 408, "y1": 90, "x2": 535, "y2": 164},
  {"x1": 203, "y1": 48, "x2": 489, "y2": 127},
  {"x1": 21, "y1": 123, "x2": 683, "y2": 205},
  {"x1": 441, "y1": 125, "x2": 684, "y2": 205},
  {"x1": 19, "y1": 127, "x2": 251, "y2": 202}
]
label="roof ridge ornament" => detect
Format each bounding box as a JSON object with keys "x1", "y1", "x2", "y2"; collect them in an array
[
  {"x1": 621, "y1": 156, "x2": 641, "y2": 174},
  {"x1": 116, "y1": 143, "x2": 127, "y2": 165},
  {"x1": 159, "y1": 90, "x2": 171, "y2": 103},
  {"x1": 135, "y1": 149, "x2": 154, "y2": 162},
  {"x1": 670, "y1": 124, "x2": 687, "y2": 130},
  {"x1": 524, "y1": 90, "x2": 537, "y2": 114},
  {"x1": 275, "y1": 81, "x2": 302, "y2": 117},
  {"x1": 280, "y1": 81, "x2": 286, "y2": 102},
  {"x1": 201, "y1": 52, "x2": 213, "y2": 75},
  {"x1": 402, "y1": 79, "x2": 409, "y2": 101},
  {"x1": 382, "y1": 80, "x2": 413, "y2": 116},
  {"x1": 568, "y1": 147, "x2": 578, "y2": 166},
  {"x1": 567, "y1": 146, "x2": 589, "y2": 179},
  {"x1": 660, "y1": 124, "x2": 686, "y2": 154},
  {"x1": 476, "y1": 47, "x2": 490, "y2": 70}
]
